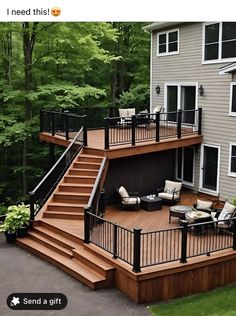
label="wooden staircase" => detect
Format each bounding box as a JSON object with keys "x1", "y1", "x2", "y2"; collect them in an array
[{"x1": 16, "y1": 148, "x2": 115, "y2": 289}]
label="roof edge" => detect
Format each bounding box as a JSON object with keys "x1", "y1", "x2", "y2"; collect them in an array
[{"x1": 143, "y1": 22, "x2": 182, "y2": 32}]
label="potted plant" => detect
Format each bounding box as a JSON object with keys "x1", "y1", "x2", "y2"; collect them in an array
[
  {"x1": 0, "y1": 204, "x2": 8, "y2": 223},
  {"x1": 0, "y1": 203, "x2": 30, "y2": 242}
]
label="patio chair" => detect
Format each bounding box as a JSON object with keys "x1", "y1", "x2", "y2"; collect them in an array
[
  {"x1": 211, "y1": 201, "x2": 236, "y2": 230},
  {"x1": 118, "y1": 108, "x2": 136, "y2": 126},
  {"x1": 117, "y1": 186, "x2": 140, "y2": 210},
  {"x1": 152, "y1": 105, "x2": 163, "y2": 113},
  {"x1": 157, "y1": 180, "x2": 182, "y2": 205}
]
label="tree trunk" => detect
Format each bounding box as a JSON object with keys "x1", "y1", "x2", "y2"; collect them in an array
[{"x1": 22, "y1": 22, "x2": 38, "y2": 195}]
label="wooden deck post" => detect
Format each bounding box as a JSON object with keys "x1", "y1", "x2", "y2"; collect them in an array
[
  {"x1": 84, "y1": 207, "x2": 90, "y2": 244},
  {"x1": 232, "y1": 220, "x2": 236, "y2": 251},
  {"x1": 83, "y1": 115, "x2": 88, "y2": 146},
  {"x1": 155, "y1": 112, "x2": 160, "y2": 142},
  {"x1": 133, "y1": 227, "x2": 142, "y2": 272},
  {"x1": 104, "y1": 117, "x2": 110, "y2": 150},
  {"x1": 131, "y1": 115, "x2": 136, "y2": 146},
  {"x1": 29, "y1": 191, "x2": 35, "y2": 228},
  {"x1": 113, "y1": 224, "x2": 118, "y2": 259},
  {"x1": 198, "y1": 107, "x2": 202, "y2": 135},
  {"x1": 177, "y1": 109, "x2": 182, "y2": 139},
  {"x1": 180, "y1": 220, "x2": 188, "y2": 263}
]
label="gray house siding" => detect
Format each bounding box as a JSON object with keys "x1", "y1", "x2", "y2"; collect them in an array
[{"x1": 151, "y1": 22, "x2": 236, "y2": 201}]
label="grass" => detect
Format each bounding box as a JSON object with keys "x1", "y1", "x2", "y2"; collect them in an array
[{"x1": 148, "y1": 284, "x2": 236, "y2": 316}]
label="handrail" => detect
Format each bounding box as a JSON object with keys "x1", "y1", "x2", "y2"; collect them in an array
[
  {"x1": 30, "y1": 128, "x2": 83, "y2": 195},
  {"x1": 87, "y1": 157, "x2": 107, "y2": 208},
  {"x1": 29, "y1": 128, "x2": 84, "y2": 224}
]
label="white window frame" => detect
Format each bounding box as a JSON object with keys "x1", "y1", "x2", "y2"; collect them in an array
[
  {"x1": 176, "y1": 147, "x2": 195, "y2": 187},
  {"x1": 202, "y1": 22, "x2": 236, "y2": 64},
  {"x1": 199, "y1": 143, "x2": 221, "y2": 196},
  {"x1": 157, "y1": 29, "x2": 179, "y2": 56},
  {"x1": 229, "y1": 82, "x2": 236, "y2": 117},
  {"x1": 228, "y1": 143, "x2": 236, "y2": 177}
]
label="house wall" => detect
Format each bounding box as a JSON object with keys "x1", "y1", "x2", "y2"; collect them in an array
[
  {"x1": 151, "y1": 22, "x2": 236, "y2": 200},
  {"x1": 104, "y1": 150, "x2": 176, "y2": 205}
]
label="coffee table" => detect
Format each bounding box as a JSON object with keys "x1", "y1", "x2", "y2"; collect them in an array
[
  {"x1": 140, "y1": 196, "x2": 162, "y2": 211},
  {"x1": 169, "y1": 205, "x2": 194, "y2": 223}
]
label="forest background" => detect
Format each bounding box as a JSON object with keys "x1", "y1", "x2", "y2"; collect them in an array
[{"x1": 0, "y1": 22, "x2": 150, "y2": 205}]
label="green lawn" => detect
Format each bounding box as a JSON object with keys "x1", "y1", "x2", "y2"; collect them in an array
[{"x1": 148, "y1": 284, "x2": 236, "y2": 316}]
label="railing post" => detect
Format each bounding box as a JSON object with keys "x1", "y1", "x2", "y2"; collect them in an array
[
  {"x1": 155, "y1": 112, "x2": 160, "y2": 142},
  {"x1": 104, "y1": 117, "x2": 110, "y2": 150},
  {"x1": 29, "y1": 191, "x2": 35, "y2": 229},
  {"x1": 98, "y1": 188, "x2": 106, "y2": 214},
  {"x1": 65, "y1": 112, "x2": 69, "y2": 140},
  {"x1": 232, "y1": 220, "x2": 236, "y2": 250},
  {"x1": 131, "y1": 115, "x2": 136, "y2": 146},
  {"x1": 180, "y1": 220, "x2": 188, "y2": 263},
  {"x1": 133, "y1": 227, "x2": 142, "y2": 272},
  {"x1": 83, "y1": 115, "x2": 88, "y2": 146},
  {"x1": 177, "y1": 109, "x2": 182, "y2": 139},
  {"x1": 84, "y1": 207, "x2": 90, "y2": 244},
  {"x1": 40, "y1": 109, "x2": 43, "y2": 133},
  {"x1": 51, "y1": 112, "x2": 55, "y2": 136},
  {"x1": 113, "y1": 224, "x2": 118, "y2": 259},
  {"x1": 198, "y1": 107, "x2": 202, "y2": 135}
]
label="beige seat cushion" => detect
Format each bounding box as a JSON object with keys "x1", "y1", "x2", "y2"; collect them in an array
[
  {"x1": 164, "y1": 180, "x2": 182, "y2": 197},
  {"x1": 119, "y1": 109, "x2": 128, "y2": 118},
  {"x1": 118, "y1": 186, "x2": 129, "y2": 198},
  {"x1": 196, "y1": 199, "x2": 213, "y2": 211},
  {"x1": 122, "y1": 197, "x2": 140, "y2": 205},
  {"x1": 127, "y1": 108, "x2": 136, "y2": 117},
  {"x1": 218, "y1": 202, "x2": 236, "y2": 221},
  {"x1": 158, "y1": 192, "x2": 179, "y2": 200},
  {"x1": 153, "y1": 106, "x2": 163, "y2": 113}
]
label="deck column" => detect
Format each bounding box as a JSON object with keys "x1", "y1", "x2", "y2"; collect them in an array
[
  {"x1": 180, "y1": 220, "x2": 188, "y2": 263},
  {"x1": 155, "y1": 112, "x2": 160, "y2": 142},
  {"x1": 64, "y1": 111, "x2": 69, "y2": 140},
  {"x1": 51, "y1": 111, "x2": 55, "y2": 136},
  {"x1": 113, "y1": 224, "x2": 118, "y2": 259},
  {"x1": 83, "y1": 115, "x2": 88, "y2": 146},
  {"x1": 177, "y1": 109, "x2": 182, "y2": 139},
  {"x1": 198, "y1": 107, "x2": 202, "y2": 135},
  {"x1": 104, "y1": 117, "x2": 110, "y2": 150},
  {"x1": 133, "y1": 227, "x2": 142, "y2": 272},
  {"x1": 84, "y1": 207, "x2": 90, "y2": 244},
  {"x1": 29, "y1": 191, "x2": 35, "y2": 228},
  {"x1": 232, "y1": 221, "x2": 236, "y2": 250},
  {"x1": 131, "y1": 115, "x2": 136, "y2": 146},
  {"x1": 49, "y1": 143, "x2": 55, "y2": 168}
]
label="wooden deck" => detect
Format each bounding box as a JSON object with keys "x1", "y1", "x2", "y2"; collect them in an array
[{"x1": 40, "y1": 127, "x2": 202, "y2": 159}]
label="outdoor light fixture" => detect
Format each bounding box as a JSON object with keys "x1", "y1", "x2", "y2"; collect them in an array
[
  {"x1": 155, "y1": 85, "x2": 160, "y2": 94},
  {"x1": 198, "y1": 85, "x2": 204, "y2": 96}
]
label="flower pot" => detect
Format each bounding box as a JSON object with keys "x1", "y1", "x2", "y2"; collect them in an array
[
  {"x1": 5, "y1": 231, "x2": 16, "y2": 243},
  {"x1": 17, "y1": 226, "x2": 28, "y2": 238}
]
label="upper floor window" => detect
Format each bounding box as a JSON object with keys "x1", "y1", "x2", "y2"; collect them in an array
[
  {"x1": 229, "y1": 143, "x2": 236, "y2": 177},
  {"x1": 204, "y1": 22, "x2": 236, "y2": 62},
  {"x1": 230, "y1": 82, "x2": 236, "y2": 116},
  {"x1": 157, "y1": 29, "x2": 179, "y2": 56}
]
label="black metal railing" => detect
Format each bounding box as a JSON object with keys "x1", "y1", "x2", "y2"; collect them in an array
[
  {"x1": 40, "y1": 109, "x2": 87, "y2": 142},
  {"x1": 83, "y1": 212, "x2": 236, "y2": 273},
  {"x1": 29, "y1": 128, "x2": 84, "y2": 225},
  {"x1": 104, "y1": 108, "x2": 202, "y2": 149}
]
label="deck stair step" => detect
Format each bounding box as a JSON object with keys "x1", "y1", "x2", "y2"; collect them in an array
[
  {"x1": 73, "y1": 161, "x2": 101, "y2": 170},
  {"x1": 27, "y1": 230, "x2": 73, "y2": 258},
  {"x1": 43, "y1": 211, "x2": 84, "y2": 220},
  {"x1": 68, "y1": 168, "x2": 98, "y2": 176},
  {"x1": 53, "y1": 192, "x2": 90, "y2": 203},
  {"x1": 59, "y1": 183, "x2": 93, "y2": 193},
  {"x1": 72, "y1": 247, "x2": 114, "y2": 279},
  {"x1": 77, "y1": 154, "x2": 103, "y2": 163},
  {"x1": 47, "y1": 202, "x2": 85, "y2": 213},
  {"x1": 33, "y1": 225, "x2": 79, "y2": 249},
  {"x1": 64, "y1": 175, "x2": 96, "y2": 184},
  {"x1": 16, "y1": 237, "x2": 110, "y2": 289}
]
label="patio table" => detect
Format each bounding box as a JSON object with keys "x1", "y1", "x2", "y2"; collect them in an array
[{"x1": 169, "y1": 205, "x2": 195, "y2": 223}]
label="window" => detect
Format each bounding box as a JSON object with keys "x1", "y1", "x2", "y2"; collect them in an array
[
  {"x1": 204, "y1": 22, "x2": 236, "y2": 62},
  {"x1": 230, "y1": 83, "x2": 236, "y2": 115},
  {"x1": 157, "y1": 29, "x2": 179, "y2": 56},
  {"x1": 229, "y1": 143, "x2": 236, "y2": 176}
]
